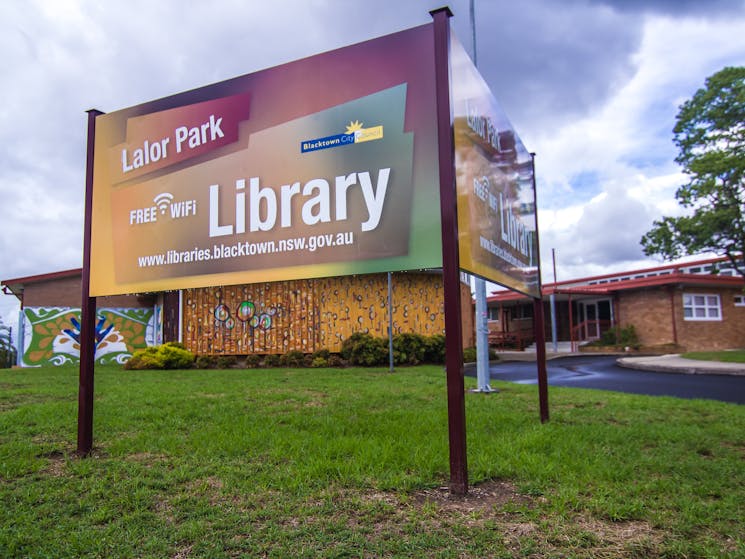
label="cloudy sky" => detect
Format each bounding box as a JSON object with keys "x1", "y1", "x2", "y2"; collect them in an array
[{"x1": 1, "y1": 0, "x2": 744, "y2": 326}]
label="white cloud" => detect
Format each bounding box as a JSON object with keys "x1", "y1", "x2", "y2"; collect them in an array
[
  {"x1": 1, "y1": 0, "x2": 744, "y2": 330},
  {"x1": 532, "y1": 10, "x2": 745, "y2": 278}
]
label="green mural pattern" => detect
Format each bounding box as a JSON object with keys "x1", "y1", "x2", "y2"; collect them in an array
[{"x1": 21, "y1": 307, "x2": 154, "y2": 367}]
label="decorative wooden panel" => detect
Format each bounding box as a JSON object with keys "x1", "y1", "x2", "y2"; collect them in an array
[
  {"x1": 315, "y1": 272, "x2": 445, "y2": 351},
  {"x1": 183, "y1": 272, "x2": 468, "y2": 355},
  {"x1": 183, "y1": 280, "x2": 319, "y2": 355}
]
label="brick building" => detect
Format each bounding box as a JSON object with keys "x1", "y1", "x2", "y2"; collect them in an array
[
  {"x1": 2, "y1": 270, "x2": 474, "y2": 366},
  {"x1": 487, "y1": 256, "x2": 745, "y2": 352}
]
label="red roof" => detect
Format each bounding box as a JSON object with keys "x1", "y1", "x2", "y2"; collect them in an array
[
  {"x1": 548, "y1": 255, "x2": 731, "y2": 288},
  {"x1": 487, "y1": 257, "x2": 744, "y2": 304},
  {"x1": 1, "y1": 268, "x2": 82, "y2": 300}
]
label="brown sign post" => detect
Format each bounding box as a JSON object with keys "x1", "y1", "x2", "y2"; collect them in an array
[
  {"x1": 78, "y1": 109, "x2": 102, "y2": 456},
  {"x1": 530, "y1": 153, "x2": 550, "y2": 423},
  {"x1": 431, "y1": 7, "x2": 468, "y2": 496}
]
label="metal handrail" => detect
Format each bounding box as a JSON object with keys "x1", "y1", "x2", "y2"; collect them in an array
[{"x1": 571, "y1": 319, "x2": 612, "y2": 342}]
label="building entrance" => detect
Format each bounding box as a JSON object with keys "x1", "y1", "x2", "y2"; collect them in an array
[{"x1": 577, "y1": 298, "x2": 613, "y2": 341}]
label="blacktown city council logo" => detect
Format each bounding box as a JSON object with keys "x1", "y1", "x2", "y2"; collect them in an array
[{"x1": 300, "y1": 120, "x2": 384, "y2": 154}]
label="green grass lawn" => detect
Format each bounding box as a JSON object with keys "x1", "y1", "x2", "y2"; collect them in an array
[
  {"x1": 682, "y1": 349, "x2": 745, "y2": 363},
  {"x1": 1, "y1": 365, "x2": 743, "y2": 558}
]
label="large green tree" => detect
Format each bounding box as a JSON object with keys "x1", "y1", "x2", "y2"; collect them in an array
[{"x1": 641, "y1": 66, "x2": 745, "y2": 277}]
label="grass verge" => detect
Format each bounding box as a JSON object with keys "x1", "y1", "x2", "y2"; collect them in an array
[
  {"x1": 0, "y1": 365, "x2": 743, "y2": 558},
  {"x1": 682, "y1": 349, "x2": 745, "y2": 363}
]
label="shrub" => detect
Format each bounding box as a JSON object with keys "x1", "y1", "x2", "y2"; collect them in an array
[
  {"x1": 308, "y1": 348, "x2": 332, "y2": 369},
  {"x1": 595, "y1": 325, "x2": 640, "y2": 348},
  {"x1": 312, "y1": 348, "x2": 331, "y2": 360},
  {"x1": 340, "y1": 332, "x2": 388, "y2": 366},
  {"x1": 124, "y1": 347, "x2": 164, "y2": 370},
  {"x1": 280, "y1": 350, "x2": 305, "y2": 367},
  {"x1": 195, "y1": 355, "x2": 217, "y2": 369},
  {"x1": 327, "y1": 354, "x2": 345, "y2": 367},
  {"x1": 216, "y1": 355, "x2": 238, "y2": 369},
  {"x1": 424, "y1": 334, "x2": 446, "y2": 364},
  {"x1": 310, "y1": 356, "x2": 328, "y2": 368},
  {"x1": 159, "y1": 342, "x2": 195, "y2": 368},
  {"x1": 392, "y1": 333, "x2": 427, "y2": 365},
  {"x1": 618, "y1": 325, "x2": 640, "y2": 348},
  {"x1": 337, "y1": 333, "x2": 448, "y2": 367},
  {"x1": 263, "y1": 354, "x2": 280, "y2": 367},
  {"x1": 244, "y1": 354, "x2": 261, "y2": 369},
  {"x1": 463, "y1": 346, "x2": 477, "y2": 363},
  {"x1": 125, "y1": 343, "x2": 195, "y2": 370},
  {"x1": 287, "y1": 350, "x2": 305, "y2": 367}
]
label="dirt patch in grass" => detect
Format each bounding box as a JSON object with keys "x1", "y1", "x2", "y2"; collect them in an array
[
  {"x1": 409, "y1": 479, "x2": 532, "y2": 513},
  {"x1": 401, "y1": 481, "x2": 665, "y2": 557},
  {"x1": 186, "y1": 476, "x2": 224, "y2": 505},
  {"x1": 172, "y1": 543, "x2": 193, "y2": 559},
  {"x1": 128, "y1": 451, "x2": 170, "y2": 463},
  {"x1": 155, "y1": 497, "x2": 176, "y2": 524},
  {"x1": 558, "y1": 516, "x2": 663, "y2": 557},
  {"x1": 721, "y1": 441, "x2": 745, "y2": 459},
  {"x1": 0, "y1": 393, "x2": 66, "y2": 411},
  {"x1": 39, "y1": 450, "x2": 68, "y2": 477}
]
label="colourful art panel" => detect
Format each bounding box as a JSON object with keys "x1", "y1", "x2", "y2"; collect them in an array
[
  {"x1": 21, "y1": 307, "x2": 154, "y2": 367},
  {"x1": 184, "y1": 280, "x2": 318, "y2": 355},
  {"x1": 182, "y1": 273, "x2": 473, "y2": 355},
  {"x1": 90, "y1": 24, "x2": 442, "y2": 297}
]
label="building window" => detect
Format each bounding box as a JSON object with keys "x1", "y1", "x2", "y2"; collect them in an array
[
  {"x1": 683, "y1": 293, "x2": 721, "y2": 321},
  {"x1": 511, "y1": 304, "x2": 534, "y2": 321},
  {"x1": 735, "y1": 295, "x2": 745, "y2": 307},
  {"x1": 487, "y1": 307, "x2": 500, "y2": 321}
]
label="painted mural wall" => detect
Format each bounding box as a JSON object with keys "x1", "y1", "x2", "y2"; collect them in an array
[
  {"x1": 20, "y1": 307, "x2": 155, "y2": 367},
  {"x1": 184, "y1": 279, "x2": 316, "y2": 356},
  {"x1": 183, "y1": 273, "x2": 465, "y2": 355}
]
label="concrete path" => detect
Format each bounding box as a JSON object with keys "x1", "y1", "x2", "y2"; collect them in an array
[
  {"x1": 617, "y1": 354, "x2": 745, "y2": 376},
  {"x1": 492, "y1": 350, "x2": 745, "y2": 376}
]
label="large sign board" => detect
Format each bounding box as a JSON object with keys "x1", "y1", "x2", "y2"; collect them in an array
[
  {"x1": 450, "y1": 32, "x2": 540, "y2": 297},
  {"x1": 90, "y1": 25, "x2": 442, "y2": 296}
]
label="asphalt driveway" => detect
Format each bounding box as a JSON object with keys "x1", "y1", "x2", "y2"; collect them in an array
[{"x1": 465, "y1": 355, "x2": 745, "y2": 404}]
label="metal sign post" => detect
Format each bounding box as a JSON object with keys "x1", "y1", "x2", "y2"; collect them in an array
[
  {"x1": 431, "y1": 6, "x2": 468, "y2": 496},
  {"x1": 78, "y1": 109, "x2": 103, "y2": 456},
  {"x1": 388, "y1": 271, "x2": 394, "y2": 372},
  {"x1": 530, "y1": 153, "x2": 550, "y2": 423}
]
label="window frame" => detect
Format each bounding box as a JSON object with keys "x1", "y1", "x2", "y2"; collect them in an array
[
  {"x1": 682, "y1": 293, "x2": 722, "y2": 321},
  {"x1": 510, "y1": 303, "x2": 534, "y2": 321}
]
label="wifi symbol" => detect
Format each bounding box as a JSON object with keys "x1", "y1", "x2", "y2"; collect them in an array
[{"x1": 153, "y1": 192, "x2": 174, "y2": 215}]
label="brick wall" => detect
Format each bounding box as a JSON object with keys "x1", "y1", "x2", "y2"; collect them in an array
[
  {"x1": 20, "y1": 275, "x2": 153, "y2": 309},
  {"x1": 618, "y1": 286, "x2": 745, "y2": 351},
  {"x1": 617, "y1": 289, "x2": 675, "y2": 347},
  {"x1": 674, "y1": 288, "x2": 745, "y2": 351}
]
